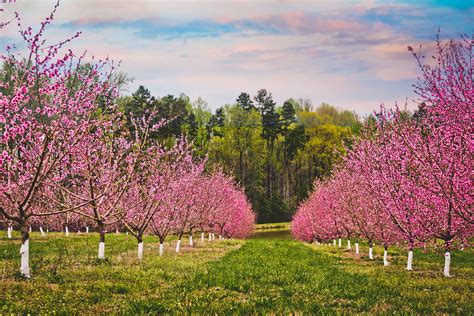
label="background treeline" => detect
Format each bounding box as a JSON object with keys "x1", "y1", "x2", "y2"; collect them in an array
[{"x1": 117, "y1": 86, "x2": 363, "y2": 222}]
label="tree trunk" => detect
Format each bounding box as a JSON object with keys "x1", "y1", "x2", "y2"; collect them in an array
[
  {"x1": 7, "y1": 226, "x2": 12, "y2": 239},
  {"x1": 189, "y1": 232, "x2": 194, "y2": 246},
  {"x1": 65, "y1": 226, "x2": 69, "y2": 236},
  {"x1": 175, "y1": 234, "x2": 182, "y2": 253},
  {"x1": 355, "y1": 242, "x2": 359, "y2": 255},
  {"x1": 338, "y1": 238, "x2": 342, "y2": 248},
  {"x1": 98, "y1": 222, "x2": 106, "y2": 259},
  {"x1": 347, "y1": 239, "x2": 351, "y2": 250},
  {"x1": 368, "y1": 241, "x2": 374, "y2": 260},
  {"x1": 201, "y1": 232, "x2": 205, "y2": 242},
  {"x1": 20, "y1": 223, "x2": 31, "y2": 278},
  {"x1": 406, "y1": 245, "x2": 414, "y2": 270},
  {"x1": 39, "y1": 226, "x2": 45, "y2": 236},
  {"x1": 383, "y1": 245, "x2": 389, "y2": 266},
  {"x1": 333, "y1": 239, "x2": 336, "y2": 246},
  {"x1": 137, "y1": 234, "x2": 144, "y2": 260},
  {"x1": 443, "y1": 240, "x2": 451, "y2": 277},
  {"x1": 443, "y1": 251, "x2": 451, "y2": 277},
  {"x1": 86, "y1": 226, "x2": 89, "y2": 234},
  {"x1": 159, "y1": 236, "x2": 165, "y2": 256}
]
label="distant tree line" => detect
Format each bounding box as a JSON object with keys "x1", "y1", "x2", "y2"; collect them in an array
[{"x1": 117, "y1": 85, "x2": 363, "y2": 222}]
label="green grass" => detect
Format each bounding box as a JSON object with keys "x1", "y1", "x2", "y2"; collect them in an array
[
  {"x1": 0, "y1": 231, "x2": 243, "y2": 314},
  {"x1": 254, "y1": 222, "x2": 290, "y2": 231},
  {"x1": 1, "y1": 228, "x2": 473, "y2": 314}
]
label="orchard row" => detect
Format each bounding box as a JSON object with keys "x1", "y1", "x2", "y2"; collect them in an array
[
  {"x1": 0, "y1": 6, "x2": 254, "y2": 278},
  {"x1": 292, "y1": 36, "x2": 473, "y2": 277}
]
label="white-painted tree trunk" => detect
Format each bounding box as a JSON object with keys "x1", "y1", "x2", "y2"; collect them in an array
[
  {"x1": 219, "y1": 235, "x2": 222, "y2": 240},
  {"x1": 159, "y1": 243, "x2": 164, "y2": 256},
  {"x1": 406, "y1": 250, "x2": 413, "y2": 270},
  {"x1": 333, "y1": 239, "x2": 336, "y2": 246},
  {"x1": 443, "y1": 251, "x2": 451, "y2": 277},
  {"x1": 369, "y1": 247, "x2": 374, "y2": 259},
  {"x1": 39, "y1": 226, "x2": 45, "y2": 236},
  {"x1": 29, "y1": 227, "x2": 32, "y2": 233},
  {"x1": 383, "y1": 250, "x2": 389, "y2": 266},
  {"x1": 208, "y1": 233, "x2": 212, "y2": 241},
  {"x1": 138, "y1": 242, "x2": 144, "y2": 260},
  {"x1": 115, "y1": 229, "x2": 119, "y2": 235},
  {"x1": 98, "y1": 242, "x2": 105, "y2": 259},
  {"x1": 212, "y1": 233, "x2": 215, "y2": 240},
  {"x1": 189, "y1": 235, "x2": 193, "y2": 246},
  {"x1": 338, "y1": 238, "x2": 342, "y2": 247},
  {"x1": 65, "y1": 226, "x2": 69, "y2": 236},
  {"x1": 175, "y1": 239, "x2": 181, "y2": 253},
  {"x1": 20, "y1": 239, "x2": 30, "y2": 278},
  {"x1": 7, "y1": 226, "x2": 12, "y2": 239},
  {"x1": 46, "y1": 228, "x2": 49, "y2": 234},
  {"x1": 347, "y1": 240, "x2": 351, "y2": 249},
  {"x1": 201, "y1": 232, "x2": 205, "y2": 242},
  {"x1": 86, "y1": 226, "x2": 89, "y2": 234},
  {"x1": 355, "y1": 242, "x2": 359, "y2": 255}
]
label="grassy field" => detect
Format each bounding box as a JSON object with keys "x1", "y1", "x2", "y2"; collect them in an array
[
  {"x1": 1, "y1": 227, "x2": 473, "y2": 314},
  {"x1": 254, "y1": 222, "x2": 290, "y2": 231}
]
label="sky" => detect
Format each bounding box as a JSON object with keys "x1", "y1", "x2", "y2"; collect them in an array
[{"x1": 0, "y1": 0, "x2": 473, "y2": 114}]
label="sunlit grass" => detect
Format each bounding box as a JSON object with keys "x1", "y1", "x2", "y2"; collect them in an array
[
  {"x1": 254, "y1": 222, "x2": 290, "y2": 231},
  {"x1": 0, "y1": 231, "x2": 242, "y2": 314}
]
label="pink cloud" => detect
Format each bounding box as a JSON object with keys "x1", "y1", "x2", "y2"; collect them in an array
[{"x1": 238, "y1": 11, "x2": 373, "y2": 35}]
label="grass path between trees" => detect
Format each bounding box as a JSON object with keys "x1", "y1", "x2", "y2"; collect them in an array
[
  {"x1": 132, "y1": 229, "x2": 473, "y2": 314},
  {"x1": 1, "y1": 229, "x2": 473, "y2": 314}
]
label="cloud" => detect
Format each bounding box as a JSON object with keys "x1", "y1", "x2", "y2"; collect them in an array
[
  {"x1": 58, "y1": 10, "x2": 383, "y2": 39},
  {"x1": 0, "y1": 0, "x2": 472, "y2": 114}
]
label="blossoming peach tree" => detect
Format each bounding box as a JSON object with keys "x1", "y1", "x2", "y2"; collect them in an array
[
  {"x1": 0, "y1": 3, "x2": 117, "y2": 277},
  {"x1": 292, "y1": 35, "x2": 473, "y2": 277}
]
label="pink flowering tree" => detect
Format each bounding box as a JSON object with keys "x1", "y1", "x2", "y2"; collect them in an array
[
  {"x1": 150, "y1": 138, "x2": 203, "y2": 255},
  {"x1": 118, "y1": 149, "x2": 165, "y2": 260},
  {"x1": 291, "y1": 205, "x2": 314, "y2": 243},
  {"x1": 404, "y1": 36, "x2": 473, "y2": 276},
  {"x1": 219, "y1": 189, "x2": 255, "y2": 239},
  {"x1": 0, "y1": 5, "x2": 115, "y2": 277},
  {"x1": 119, "y1": 134, "x2": 192, "y2": 260},
  {"x1": 210, "y1": 171, "x2": 255, "y2": 239},
  {"x1": 47, "y1": 122, "x2": 137, "y2": 259},
  {"x1": 346, "y1": 123, "x2": 432, "y2": 270},
  {"x1": 334, "y1": 168, "x2": 400, "y2": 263},
  {"x1": 293, "y1": 34, "x2": 472, "y2": 278},
  {"x1": 169, "y1": 159, "x2": 206, "y2": 253},
  {"x1": 292, "y1": 180, "x2": 341, "y2": 245}
]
